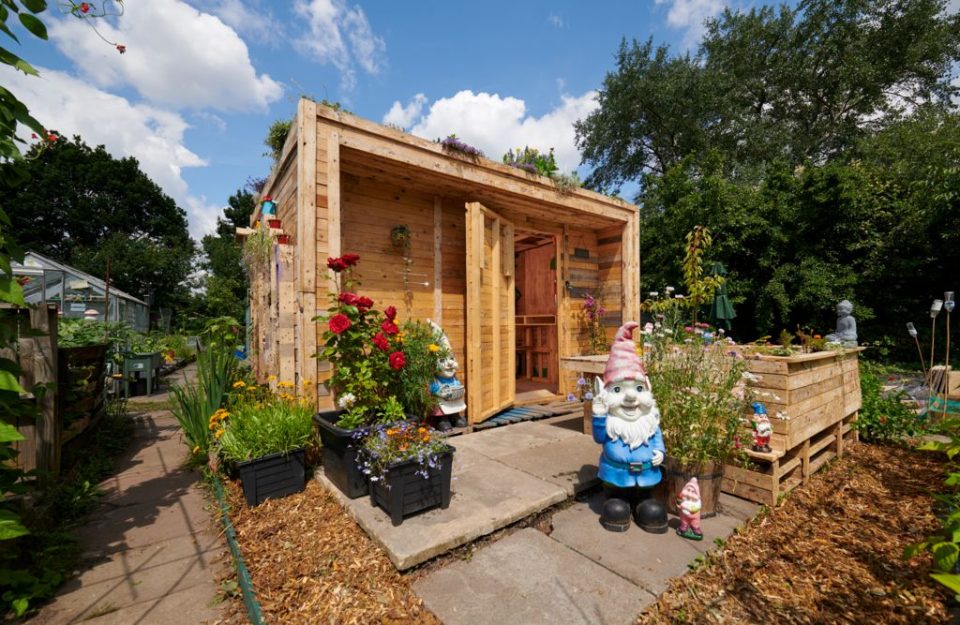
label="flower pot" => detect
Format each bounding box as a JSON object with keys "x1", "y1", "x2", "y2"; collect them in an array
[
  {"x1": 267, "y1": 218, "x2": 281, "y2": 229},
  {"x1": 236, "y1": 447, "x2": 306, "y2": 507},
  {"x1": 370, "y1": 446, "x2": 454, "y2": 526},
  {"x1": 314, "y1": 410, "x2": 368, "y2": 499},
  {"x1": 658, "y1": 457, "x2": 723, "y2": 518},
  {"x1": 277, "y1": 234, "x2": 291, "y2": 245}
]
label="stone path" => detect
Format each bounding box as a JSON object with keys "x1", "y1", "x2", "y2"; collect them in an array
[{"x1": 32, "y1": 368, "x2": 226, "y2": 624}]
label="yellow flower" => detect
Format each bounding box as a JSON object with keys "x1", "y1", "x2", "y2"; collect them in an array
[
  {"x1": 267, "y1": 374, "x2": 277, "y2": 381},
  {"x1": 192, "y1": 445, "x2": 200, "y2": 454},
  {"x1": 232, "y1": 380, "x2": 246, "y2": 389},
  {"x1": 245, "y1": 386, "x2": 257, "y2": 392},
  {"x1": 214, "y1": 429, "x2": 225, "y2": 439},
  {"x1": 396, "y1": 332, "x2": 405, "y2": 344},
  {"x1": 278, "y1": 380, "x2": 294, "y2": 388},
  {"x1": 302, "y1": 379, "x2": 313, "y2": 387},
  {"x1": 428, "y1": 344, "x2": 440, "y2": 353}
]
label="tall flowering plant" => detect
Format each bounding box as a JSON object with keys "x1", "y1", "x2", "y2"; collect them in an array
[
  {"x1": 583, "y1": 292, "x2": 608, "y2": 354},
  {"x1": 316, "y1": 254, "x2": 407, "y2": 429}
]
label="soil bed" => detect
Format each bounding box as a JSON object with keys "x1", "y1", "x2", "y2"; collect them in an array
[
  {"x1": 637, "y1": 441, "x2": 952, "y2": 624},
  {"x1": 218, "y1": 477, "x2": 441, "y2": 625}
]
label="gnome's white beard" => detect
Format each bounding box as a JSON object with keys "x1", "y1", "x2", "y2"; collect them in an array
[{"x1": 606, "y1": 405, "x2": 660, "y2": 450}]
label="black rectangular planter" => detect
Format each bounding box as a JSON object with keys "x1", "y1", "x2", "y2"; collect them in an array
[
  {"x1": 236, "y1": 448, "x2": 306, "y2": 507},
  {"x1": 314, "y1": 410, "x2": 368, "y2": 499},
  {"x1": 370, "y1": 446, "x2": 454, "y2": 526}
]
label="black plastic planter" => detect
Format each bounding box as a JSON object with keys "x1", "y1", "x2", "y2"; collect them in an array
[
  {"x1": 370, "y1": 446, "x2": 454, "y2": 526},
  {"x1": 236, "y1": 448, "x2": 306, "y2": 507},
  {"x1": 314, "y1": 410, "x2": 368, "y2": 499}
]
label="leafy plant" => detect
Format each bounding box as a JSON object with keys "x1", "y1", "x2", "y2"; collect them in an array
[
  {"x1": 359, "y1": 420, "x2": 451, "y2": 482},
  {"x1": 242, "y1": 222, "x2": 273, "y2": 272},
  {"x1": 216, "y1": 390, "x2": 316, "y2": 463},
  {"x1": 551, "y1": 171, "x2": 581, "y2": 195},
  {"x1": 264, "y1": 118, "x2": 292, "y2": 162},
  {"x1": 395, "y1": 320, "x2": 444, "y2": 419},
  {"x1": 681, "y1": 226, "x2": 723, "y2": 325},
  {"x1": 855, "y1": 360, "x2": 925, "y2": 443},
  {"x1": 645, "y1": 326, "x2": 751, "y2": 467},
  {"x1": 502, "y1": 146, "x2": 558, "y2": 177},
  {"x1": 390, "y1": 224, "x2": 413, "y2": 310},
  {"x1": 582, "y1": 291, "x2": 608, "y2": 354}
]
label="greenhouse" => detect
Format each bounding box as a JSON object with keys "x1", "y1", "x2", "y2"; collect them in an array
[{"x1": 13, "y1": 251, "x2": 150, "y2": 332}]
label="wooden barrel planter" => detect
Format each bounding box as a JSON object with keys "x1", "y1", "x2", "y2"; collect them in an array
[{"x1": 659, "y1": 457, "x2": 724, "y2": 519}]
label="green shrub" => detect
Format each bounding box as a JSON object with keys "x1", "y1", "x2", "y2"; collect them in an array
[
  {"x1": 855, "y1": 360, "x2": 924, "y2": 444},
  {"x1": 216, "y1": 392, "x2": 316, "y2": 462},
  {"x1": 395, "y1": 320, "x2": 444, "y2": 418},
  {"x1": 170, "y1": 338, "x2": 239, "y2": 460}
]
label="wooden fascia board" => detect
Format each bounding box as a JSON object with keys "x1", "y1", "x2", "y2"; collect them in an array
[{"x1": 315, "y1": 106, "x2": 636, "y2": 223}]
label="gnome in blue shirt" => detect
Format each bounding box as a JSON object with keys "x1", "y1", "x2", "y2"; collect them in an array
[{"x1": 592, "y1": 321, "x2": 668, "y2": 533}]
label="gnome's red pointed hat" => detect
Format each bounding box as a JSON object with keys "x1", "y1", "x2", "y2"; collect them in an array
[{"x1": 603, "y1": 321, "x2": 647, "y2": 385}]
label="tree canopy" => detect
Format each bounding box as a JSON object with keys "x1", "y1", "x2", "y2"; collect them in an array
[
  {"x1": 7, "y1": 134, "x2": 195, "y2": 309},
  {"x1": 194, "y1": 187, "x2": 255, "y2": 323},
  {"x1": 576, "y1": 0, "x2": 960, "y2": 353}
]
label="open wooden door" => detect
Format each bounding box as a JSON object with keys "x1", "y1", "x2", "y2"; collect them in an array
[{"x1": 465, "y1": 202, "x2": 515, "y2": 423}]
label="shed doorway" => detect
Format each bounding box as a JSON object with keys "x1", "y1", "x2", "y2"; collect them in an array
[{"x1": 514, "y1": 230, "x2": 559, "y2": 403}]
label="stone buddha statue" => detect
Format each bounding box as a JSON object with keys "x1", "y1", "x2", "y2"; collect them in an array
[{"x1": 825, "y1": 300, "x2": 857, "y2": 346}]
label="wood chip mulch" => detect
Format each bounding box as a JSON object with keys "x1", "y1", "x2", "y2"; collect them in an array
[
  {"x1": 217, "y1": 478, "x2": 441, "y2": 625},
  {"x1": 637, "y1": 442, "x2": 954, "y2": 625}
]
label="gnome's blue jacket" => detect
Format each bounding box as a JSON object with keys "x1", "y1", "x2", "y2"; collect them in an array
[{"x1": 592, "y1": 414, "x2": 665, "y2": 488}]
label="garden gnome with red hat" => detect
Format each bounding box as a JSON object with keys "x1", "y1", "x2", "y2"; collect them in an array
[
  {"x1": 751, "y1": 402, "x2": 772, "y2": 453},
  {"x1": 676, "y1": 477, "x2": 703, "y2": 540},
  {"x1": 592, "y1": 321, "x2": 668, "y2": 533}
]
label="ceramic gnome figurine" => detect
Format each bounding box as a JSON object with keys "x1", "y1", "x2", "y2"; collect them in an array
[
  {"x1": 751, "y1": 402, "x2": 772, "y2": 453},
  {"x1": 426, "y1": 320, "x2": 467, "y2": 432},
  {"x1": 676, "y1": 477, "x2": 703, "y2": 540},
  {"x1": 825, "y1": 299, "x2": 858, "y2": 346},
  {"x1": 592, "y1": 321, "x2": 668, "y2": 533}
]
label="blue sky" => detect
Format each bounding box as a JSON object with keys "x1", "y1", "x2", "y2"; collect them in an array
[{"x1": 5, "y1": 0, "x2": 747, "y2": 239}]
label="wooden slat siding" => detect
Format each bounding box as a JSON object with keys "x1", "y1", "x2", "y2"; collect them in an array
[
  {"x1": 491, "y1": 217, "x2": 501, "y2": 409},
  {"x1": 278, "y1": 245, "x2": 297, "y2": 384},
  {"x1": 465, "y1": 203, "x2": 483, "y2": 421},
  {"x1": 434, "y1": 197, "x2": 443, "y2": 323},
  {"x1": 518, "y1": 244, "x2": 556, "y2": 315},
  {"x1": 597, "y1": 224, "x2": 625, "y2": 345},
  {"x1": 253, "y1": 121, "x2": 299, "y2": 226},
  {"x1": 313, "y1": 125, "x2": 338, "y2": 410},
  {"x1": 297, "y1": 98, "x2": 318, "y2": 402}
]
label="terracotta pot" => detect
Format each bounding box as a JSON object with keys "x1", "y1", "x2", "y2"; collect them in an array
[
  {"x1": 277, "y1": 234, "x2": 291, "y2": 245},
  {"x1": 268, "y1": 218, "x2": 281, "y2": 229}
]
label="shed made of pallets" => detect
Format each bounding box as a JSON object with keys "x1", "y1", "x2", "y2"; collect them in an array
[{"x1": 246, "y1": 99, "x2": 640, "y2": 424}]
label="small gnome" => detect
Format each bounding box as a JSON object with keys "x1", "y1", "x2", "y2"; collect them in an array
[
  {"x1": 676, "y1": 477, "x2": 703, "y2": 541},
  {"x1": 427, "y1": 320, "x2": 467, "y2": 432},
  {"x1": 592, "y1": 321, "x2": 668, "y2": 533},
  {"x1": 751, "y1": 402, "x2": 772, "y2": 453}
]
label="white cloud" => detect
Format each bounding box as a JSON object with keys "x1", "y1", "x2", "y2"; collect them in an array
[
  {"x1": 48, "y1": 0, "x2": 282, "y2": 112},
  {"x1": 382, "y1": 93, "x2": 427, "y2": 128},
  {"x1": 293, "y1": 0, "x2": 386, "y2": 91},
  {"x1": 195, "y1": 0, "x2": 284, "y2": 44},
  {"x1": 405, "y1": 90, "x2": 599, "y2": 173},
  {"x1": 655, "y1": 0, "x2": 726, "y2": 48},
  {"x1": 4, "y1": 67, "x2": 219, "y2": 239},
  {"x1": 548, "y1": 13, "x2": 564, "y2": 28}
]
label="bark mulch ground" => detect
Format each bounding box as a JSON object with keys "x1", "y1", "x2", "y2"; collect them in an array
[
  {"x1": 637, "y1": 441, "x2": 954, "y2": 625},
  {"x1": 217, "y1": 478, "x2": 441, "y2": 625}
]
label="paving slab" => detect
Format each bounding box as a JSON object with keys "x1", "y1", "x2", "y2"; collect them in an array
[
  {"x1": 717, "y1": 492, "x2": 762, "y2": 522},
  {"x1": 316, "y1": 446, "x2": 567, "y2": 570},
  {"x1": 414, "y1": 528, "x2": 653, "y2": 625},
  {"x1": 453, "y1": 421, "x2": 584, "y2": 460},
  {"x1": 549, "y1": 491, "x2": 755, "y2": 595},
  {"x1": 65, "y1": 583, "x2": 221, "y2": 625},
  {"x1": 494, "y1": 432, "x2": 600, "y2": 496}
]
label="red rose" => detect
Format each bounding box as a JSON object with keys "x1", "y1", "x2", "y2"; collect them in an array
[
  {"x1": 389, "y1": 351, "x2": 406, "y2": 370},
  {"x1": 373, "y1": 332, "x2": 390, "y2": 352},
  {"x1": 338, "y1": 292, "x2": 358, "y2": 306},
  {"x1": 80, "y1": 2, "x2": 90, "y2": 13},
  {"x1": 328, "y1": 313, "x2": 351, "y2": 335},
  {"x1": 384, "y1": 305, "x2": 397, "y2": 321},
  {"x1": 342, "y1": 253, "x2": 360, "y2": 267},
  {"x1": 356, "y1": 296, "x2": 374, "y2": 312},
  {"x1": 381, "y1": 320, "x2": 399, "y2": 336},
  {"x1": 327, "y1": 257, "x2": 348, "y2": 272}
]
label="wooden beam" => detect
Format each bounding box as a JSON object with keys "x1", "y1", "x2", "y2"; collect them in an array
[
  {"x1": 465, "y1": 202, "x2": 483, "y2": 421},
  {"x1": 434, "y1": 196, "x2": 442, "y2": 324},
  {"x1": 297, "y1": 98, "x2": 319, "y2": 399},
  {"x1": 492, "y1": 215, "x2": 501, "y2": 410},
  {"x1": 327, "y1": 130, "x2": 342, "y2": 291}
]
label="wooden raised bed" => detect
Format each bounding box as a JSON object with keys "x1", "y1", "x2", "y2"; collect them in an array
[{"x1": 722, "y1": 348, "x2": 863, "y2": 506}]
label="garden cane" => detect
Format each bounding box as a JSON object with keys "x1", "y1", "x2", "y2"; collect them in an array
[
  {"x1": 931, "y1": 299, "x2": 942, "y2": 393},
  {"x1": 943, "y1": 292, "x2": 955, "y2": 420},
  {"x1": 906, "y1": 322, "x2": 927, "y2": 383}
]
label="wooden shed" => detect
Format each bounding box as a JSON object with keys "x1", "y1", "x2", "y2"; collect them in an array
[{"x1": 248, "y1": 98, "x2": 640, "y2": 424}]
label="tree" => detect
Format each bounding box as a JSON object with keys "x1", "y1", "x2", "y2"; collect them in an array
[
  {"x1": 6, "y1": 134, "x2": 195, "y2": 309},
  {"x1": 195, "y1": 187, "x2": 255, "y2": 322}
]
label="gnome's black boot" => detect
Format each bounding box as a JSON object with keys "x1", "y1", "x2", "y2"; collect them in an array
[
  {"x1": 435, "y1": 417, "x2": 453, "y2": 432},
  {"x1": 451, "y1": 413, "x2": 467, "y2": 428},
  {"x1": 600, "y1": 497, "x2": 632, "y2": 532},
  {"x1": 634, "y1": 497, "x2": 668, "y2": 534}
]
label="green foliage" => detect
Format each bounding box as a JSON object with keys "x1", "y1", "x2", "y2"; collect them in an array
[
  {"x1": 855, "y1": 360, "x2": 925, "y2": 443},
  {"x1": 551, "y1": 171, "x2": 581, "y2": 195},
  {"x1": 193, "y1": 187, "x2": 255, "y2": 323},
  {"x1": 576, "y1": 0, "x2": 960, "y2": 351},
  {"x1": 645, "y1": 327, "x2": 750, "y2": 467},
  {"x1": 360, "y1": 420, "x2": 451, "y2": 483},
  {"x1": 502, "y1": 146, "x2": 559, "y2": 177},
  {"x1": 395, "y1": 320, "x2": 443, "y2": 419},
  {"x1": 6, "y1": 135, "x2": 195, "y2": 310},
  {"x1": 241, "y1": 222, "x2": 273, "y2": 273},
  {"x1": 217, "y1": 392, "x2": 316, "y2": 463},
  {"x1": 680, "y1": 226, "x2": 723, "y2": 324},
  {"x1": 264, "y1": 118, "x2": 292, "y2": 162}
]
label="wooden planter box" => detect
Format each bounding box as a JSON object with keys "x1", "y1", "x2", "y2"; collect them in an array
[
  {"x1": 370, "y1": 447, "x2": 454, "y2": 526},
  {"x1": 722, "y1": 348, "x2": 863, "y2": 506},
  {"x1": 236, "y1": 448, "x2": 306, "y2": 507}
]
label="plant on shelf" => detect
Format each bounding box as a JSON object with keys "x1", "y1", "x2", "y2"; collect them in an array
[
  {"x1": 438, "y1": 134, "x2": 483, "y2": 159},
  {"x1": 552, "y1": 171, "x2": 582, "y2": 195},
  {"x1": 315, "y1": 254, "x2": 407, "y2": 429},
  {"x1": 242, "y1": 221, "x2": 273, "y2": 272},
  {"x1": 502, "y1": 146, "x2": 559, "y2": 177}
]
